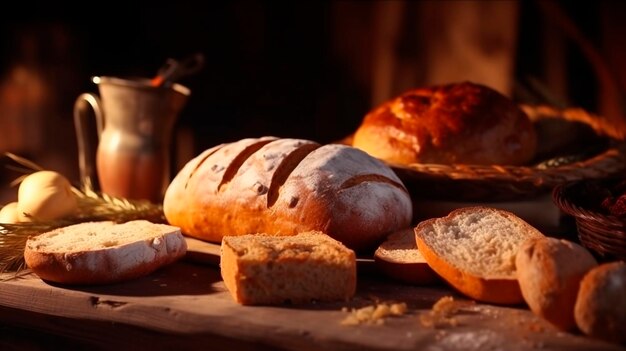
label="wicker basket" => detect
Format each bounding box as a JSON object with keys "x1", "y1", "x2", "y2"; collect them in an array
[
  {"x1": 391, "y1": 144, "x2": 626, "y2": 201},
  {"x1": 342, "y1": 104, "x2": 626, "y2": 202},
  {"x1": 553, "y1": 179, "x2": 626, "y2": 261}
]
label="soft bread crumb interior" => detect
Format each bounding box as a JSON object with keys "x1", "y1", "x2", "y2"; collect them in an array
[
  {"x1": 225, "y1": 231, "x2": 351, "y2": 265},
  {"x1": 422, "y1": 209, "x2": 541, "y2": 278},
  {"x1": 27, "y1": 220, "x2": 179, "y2": 253},
  {"x1": 375, "y1": 229, "x2": 426, "y2": 263}
]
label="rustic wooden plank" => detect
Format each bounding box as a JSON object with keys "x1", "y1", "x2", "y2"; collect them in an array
[
  {"x1": 0, "y1": 256, "x2": 622, "y2": 351},
  {"x1": 0, "y1": 305, "x2": 271, "y2": 351},
  {"x1": 0, "y1": 261, "x2": 618, "y2": 350},
  {"x1": 183, "y1": 236, "x2": 221, "y2": 266}
]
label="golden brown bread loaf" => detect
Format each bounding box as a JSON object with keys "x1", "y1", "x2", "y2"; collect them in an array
[
  {"x1": 352, "y1": 81, "x2": 537, "y2": 165},
  {"x1": 163, "y1": 137, "x2": 413, "y2": 252}
]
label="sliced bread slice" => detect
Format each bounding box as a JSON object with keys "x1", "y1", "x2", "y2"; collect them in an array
[
  {"x1": 414, "y1": 206, "x2": 544, "y2": 304},
  {"x1": 374, "y1": 228, "x2": 439, "y2": 285},
  {"x1": 24, "y1": 220, "x2": 187, "y2": 285},
  {"x1": 220, "y1": 231, "x2": 356, "y2": 305}
]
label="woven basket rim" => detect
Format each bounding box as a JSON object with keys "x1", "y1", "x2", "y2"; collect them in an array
[
  {"x1": 553, "y1": 179, "x2": 626, "y2": 260},
  {"x1": 552, "y1": 180, "x2": 626, "y2": 227},
  {"x1": 390, "y1": 143, "x2": 625, "y2": 183}
]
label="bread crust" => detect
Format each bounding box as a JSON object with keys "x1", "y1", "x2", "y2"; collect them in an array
[
  {"x1": 24, "y1": 221, "x2": 187, "y2": 285},
  {"x1": 352, "y1": 81, "x2": 537, "y2": 165},
  {"x1": 515, "y1": 237, "x2": 597, "y2": 331},
  {"x1": 574, "y1": 261, "x2": 626, "y2": 344},
  {"x1": 164, "y1": 137, "x2": 413, "y2": 253},
  {"x1": 373, "y1": 229, "x2": 439, "y2": 285}
]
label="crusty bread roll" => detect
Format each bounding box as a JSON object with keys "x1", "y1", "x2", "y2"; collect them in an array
[
  {"x1": 24, "y1": 220, "x2": 187, "y2": 285},
  {"x1": 373, "y1": 228, "x2": 439, "y2": 285},
  {"x1": 220, "y1": 231, "x2": 356, "y2": 305},
  {"x1": 352, "y1": 81, "x2": 537, "y2": 165},
  {"x1": 414, "y1": 206, "x2": 544, "y2": 304},
  {"x1": 164, "y1": 137, "x2": 413, "y2": 253},
  {"x1": 516, "y1": 237, "x2": 597, "y2": 331},
  {"x1": 575, "y1": 261, "x2": 626, "y2": 344}
]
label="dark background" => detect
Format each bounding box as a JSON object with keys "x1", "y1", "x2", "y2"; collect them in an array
[{"x1": 0, "y1": 0, "x2": 624, "y2": 198}]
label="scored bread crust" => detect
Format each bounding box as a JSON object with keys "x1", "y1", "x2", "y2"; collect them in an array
[
  {"x1": 414, "y1": 206, "x2": 544, "y2": 305},
  {"x1": 163, "y1": 137, "x2": 413, "y2": 253},
  {"x1": 352, "y1": 81, "x2": 537, "y2": 165},
  {"x1": 24, "y1": 220, "x2": 187, "y2": 285},
  {"x1": 373, "y1": 228, "x2": 439, "y2": 285}
]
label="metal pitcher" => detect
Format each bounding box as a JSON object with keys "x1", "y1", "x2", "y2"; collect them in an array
[{"x1": 74, "y1": 76, "x2": 190, "y2": 203}]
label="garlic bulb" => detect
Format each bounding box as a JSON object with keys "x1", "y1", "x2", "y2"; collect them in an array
[
  {"x1": 17, "y1": 171, "x2": 78, "y2": 222},
  {"x1": 0, "y1": 201, "x2": 20, "y2": 223}
]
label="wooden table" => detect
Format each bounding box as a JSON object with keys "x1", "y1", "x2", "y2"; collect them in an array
[{"x1": 0, "y1": 238, "x2": 623, "y2": 351}]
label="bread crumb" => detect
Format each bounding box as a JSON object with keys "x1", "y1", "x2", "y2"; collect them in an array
[
  {"x1": 527, "y1": 322, "x2": 545, "y2": 333},
  {"x1": 432, "y1": 296, "x2": 458, "y2": 315},
  {"x1": 341, "y1": 301, "x2": 408, "y2": 326},
  {"x1": 420, "y1": 296, "x2": 474, "y2": 328}
]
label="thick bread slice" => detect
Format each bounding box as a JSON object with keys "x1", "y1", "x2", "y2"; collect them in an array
[
  {"x1": 374, "y1": 228, "x2": 439, "y2": 285},
  {"x1": 414, "y1": 207, "x2": 544, "y2": 304},
  {"x1": 24, "y1": 220, "x2": 187, "y2": 285},
  {"x1": 220, "y1": 231, "x2": 356, "y2": 305}
]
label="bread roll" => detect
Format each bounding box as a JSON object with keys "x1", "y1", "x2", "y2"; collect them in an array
[
  {"x1": 515, "y1": 237, "x2": 597, "y2": 331},
  {"x1": 575, "y1": 261, "x2": 626, "y2": 344},
  {"x1": 414, "y1": 206, "x2": 544, "y2": 304},
  {"x1": 24, "y1": 220, "x2": 187, "y2": 285},
  {"x1": 220, "y1": 231, "x2": 356, "y2": 305},
  {"x1": 352, "y1": 81, "x2": 537, "y2": 165},
  {"x1": 373, "y1": 228, "x2": 439, "y2": 285},
  {"x1": 164, "y1": 137, "x2": 413, "y2": 252}
]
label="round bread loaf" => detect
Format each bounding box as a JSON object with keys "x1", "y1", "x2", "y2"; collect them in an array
[
  {"x1": 515, "y1": 237, "x2": 597, "y2": 331},
  {"x1": 574, "y1": 261, "x2": 626, "y2": 344},
  {"x1": 352, "y1": 81, "x2": 537, "y2": 165},
  {"x1": 163, "y1": 137, "x2": 413, "y2": 253}
]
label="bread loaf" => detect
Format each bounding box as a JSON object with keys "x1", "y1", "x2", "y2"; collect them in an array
[
  {"x1": 574, "y1": 261, "x2": 626, "y2": 344},
  {"x1": 164, "y1": 137, "x2": 413, "y2": 252},
  {"x1": 24, "y1": 220, "x2": 187, "y2": 285},
  {"x1": 220, "y1": 231, "x2": 356, "y2": 305},
  {"x1": 352, "y1": 81, "x2": 537, "y2": 165},
  {"x1": 414, "y1": 206, "x2": 544, "y2": 304},
  {"x1": 515, "y1": 237, "x2": 597, "y2": 331},
  {"x1": 373, "y1": 228, "x2": 439, "y2": 285}
]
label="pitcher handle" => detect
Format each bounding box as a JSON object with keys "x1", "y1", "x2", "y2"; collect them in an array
[{"x1": 73, "y1": 93, "x2": 104, "y2": 191}]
